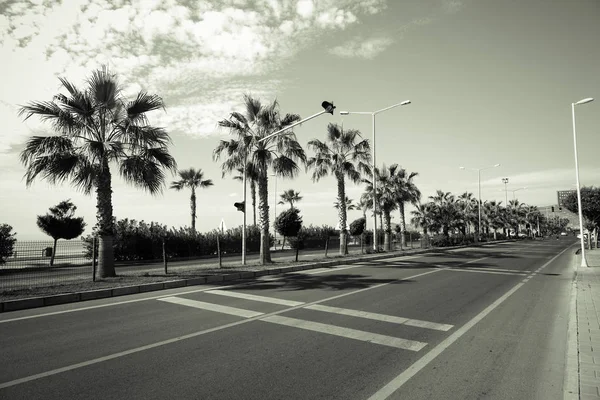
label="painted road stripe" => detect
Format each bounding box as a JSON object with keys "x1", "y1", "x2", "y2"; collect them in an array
[
  {"x1": 305, "y1": 304, "x2": 453, "y2": 331},
  {"x1": 205, "y1": 290, "x2": 304, "y2": 307},
  {"x1": 461, "y1": 266, "x2": 531, "y2": 274},
  {"x1": 157, "y1": 296, "x2": 263, "y2": 318},
  {"x1": 367, "y1": 243, "x2": 574, "y2": 400},
  {"x1": 261, "y1": 315, "x2": 427, "y2": 351},
  {"x1": 445, "y1": 268, "x2": 525, "y2": 276}
]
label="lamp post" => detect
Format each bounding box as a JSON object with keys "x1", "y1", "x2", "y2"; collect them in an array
[
  {"x1": 511, "y1": 187, "x2": 527, "y2": 200},
  {"x1": 572, "y1": 97, "x2": 594, "y2": 267},
  {"x1": 271, "y1": 172, "x2": 277, "y2": 248},
  {"x1": 340, "y1": 100, "x2": 412, "y2": 251},
  {"x1": 258, "y1": 101, "x2": 336, "y2": 143},
  {"x1": 460, "y1": 163, "x2": 501, "y2": 240},
  {"x1": 502, "y1": 178, "x2": 509, "y2": 205}
]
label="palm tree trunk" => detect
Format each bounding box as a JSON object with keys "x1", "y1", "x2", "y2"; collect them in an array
[
  {"x1": 50, "y1": 238, "x2": 57, "y2": 266},
  {"x1": 96, "y1": 162, "x2": 116, "y2": 278},
  {"x1": 190, "y1": 187, "x2": 196, "y2": 232},
  {"x1": 336, "y1": 173, "x2": 348, "y2": 255},
  {"x1": 257, "y1": 171, "x2": 271, "y2": 264},
  {"x1": 399, "y1": 202, "x2": 407, "y2": 247},
  {"x1": 251, "y1": 181, "x2": 257, "y2": 226},
  {"x1": 383, "y1": 211, "x2": 392, "y2": 251}
]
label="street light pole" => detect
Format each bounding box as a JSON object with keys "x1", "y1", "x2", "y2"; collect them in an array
[
  {"x1": 502, "y1": 178, "x2": 509, "y2": 205},
  {"x1": 572, "y1": 97, "x2": 594, "y2": 267},
  {"x1": 242, "y1": 153, "x2": 247, "y2": 265},
  {"x1": 511, "y1": 187, "x2": 527, "y2": 200},
  {"x1": 460, "y1": 164, "x2": 501, "y2": 240},
  {"x1": 271, "y1": 172, "x2": 277, "y2": 247},
  {"x1": 340, "y1": 100, "x2": 411, "y2": 251}
]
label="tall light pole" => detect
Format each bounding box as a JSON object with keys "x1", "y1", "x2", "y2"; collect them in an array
[
  {"x1": 271, "y1": 172, "x2": 277, "y2": 247},
  {"x1": 502, "y1": 178, "x2": 509, "y2": 205},
  {"x1": 511, "y1": 187, "x2": 527, "y2": 200},
  {"x1": 460, "y1": 164, "x2": 501, "y2": 240},
  {"x1": 340, "y1": 100, "x2": 412, "y2": 251},
  {"x1": 572, "y1": 97, "x2": 594, "y2": 267}
]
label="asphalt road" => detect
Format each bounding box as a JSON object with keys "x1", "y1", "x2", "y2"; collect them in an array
[{"x1": 0, "y1": 238, "x2": 576, "y2": 399}]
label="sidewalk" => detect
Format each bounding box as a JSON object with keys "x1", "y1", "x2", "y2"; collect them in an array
[{"x1": 575, "y1": 248, "x2": 600, "y2": 399}]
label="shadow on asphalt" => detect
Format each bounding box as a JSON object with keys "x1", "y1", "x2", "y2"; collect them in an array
[{"x1": 228, "y1": 274, "x2": 415, "y2": 291}]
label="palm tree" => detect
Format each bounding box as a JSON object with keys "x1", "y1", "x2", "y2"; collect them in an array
[
  {"x1": 278, "y1": 189, "x2": 302, "y2": 209},
  {"x1": 307, "y1": 123, "x2": 371, "y2": 255},
  {"x1": 214, "y1": 94, "x2": 306, "y2": 264},
  {"x1": 429, "y1": 190, "x2": 459, "y2": 237},
  {"x1": 457, "y1": 192, "x2": 477, "y2": 236},
  {"x1": 390, "y1": 165, "x2": 420, "y2": 247},
  {"x1": 484, "y1": 200, "x2": 504, "y2": 240},
  {"x1": 18, "y1": 65, "x2": 176, "y2": 277},
  {"x1": 411, "y1": 202, "x2": 435, "y2": 237},
  {"x1": 507, "y1": 199, "x2": 526, "y2": 236},
  {"x1": 170, "y1": 168, "x2": 213, "y2": 232},
  {"x1": 233, "y1": 164, "x2": 259, "y2": 226},
  {"x1": 362, "y1": 165, "x2": 399, "y2": 251},
  {"x1": 334, "y1": 196, "x2": 356, "y2": 211}
]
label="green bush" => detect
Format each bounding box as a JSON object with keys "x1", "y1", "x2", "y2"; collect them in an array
[
  {"x1": 0, "y1": 223, "x2": 17, "y2": 264},
  {"x1": 82, "y1": 218, "x2": 264, "y2": 261}
]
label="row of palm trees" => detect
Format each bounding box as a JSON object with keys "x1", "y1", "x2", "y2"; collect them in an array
[
  {"x1": 15, "y1": 66, "x2": 538, "y2": 279},
  {"x1": 410, "y1": 190, "x2": 546, "y2": 239}
]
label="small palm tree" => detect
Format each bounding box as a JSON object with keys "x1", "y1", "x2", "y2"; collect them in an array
[
  {"x1": 307, "y1": 123, "x2": 371, "y2": 255},
  {"x1": 170, "y1": 168, "x2": 213, "y2": 232},
  {"x1": 362, "y1": 165, "x2": 399, "y2": 251},
  {"x1": 429, "y1": 190, "x2": 459, "y2": 237},
  {"x1": 18, "y1": 65, "x2": 176, "y2": 277},
  {"x1": 214, "y1": 94, "x2": 306, "y2": 264},
  {"x1": 411, "y1": 202, "x2": 435, "y2": 237},
  {"x1": 279, "y1": 189, "x2": 302, "y2": 209},
  {"x1": 390, "y1": 165, "x2": 420, "y2": 247}
]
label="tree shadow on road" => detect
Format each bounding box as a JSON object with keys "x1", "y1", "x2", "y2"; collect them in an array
[{"x1": 232, "y1": 274, "x2": 415, "y2": 291}]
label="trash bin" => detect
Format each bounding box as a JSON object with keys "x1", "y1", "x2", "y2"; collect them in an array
[{"x1": 44, "y1": 247, "x2": 53, "y2": 257}]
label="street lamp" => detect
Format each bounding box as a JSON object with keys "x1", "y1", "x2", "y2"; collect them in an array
[
  {"x1": 572, "y1": 97, "x2": 594, "y2": 267},
  {"x1": 502, "y1": 178, "x2": 509, "y2": 205},
  {"x1": 258, "y1": 101, "x2": 336, "y2": 143},
  {"x1": 271, "y1": 172, "x2": 277, "y2": 248},
  {"x1": 340, "y1": 100, "x2": 412, "y2": 251},
  {"x1": 460, "y1": 163, "x2": 501, "y2": 240},
  {"x1": 511, "y1": 187, "x2": 527, "y2": 200}
]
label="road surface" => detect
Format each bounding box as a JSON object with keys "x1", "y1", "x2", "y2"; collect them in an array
[{"x1": 0, "y1": 238, "x2": 576, "y2": 399}]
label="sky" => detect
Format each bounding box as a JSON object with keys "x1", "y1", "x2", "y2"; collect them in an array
[{"x1": 1, "y1": 0, "x2": 599, "y2": 240}]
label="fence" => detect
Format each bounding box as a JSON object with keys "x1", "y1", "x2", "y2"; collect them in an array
[{"x1": 0, "y1": 240, "x2": 93, "y2": 291}]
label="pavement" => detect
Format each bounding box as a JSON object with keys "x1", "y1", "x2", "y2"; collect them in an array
[
  {"x1": 573, "y1": 247, "x2": 600, "y2": 399},
  {"x1": 0, "y1": 238, "x2": 578, "y2": 399}
]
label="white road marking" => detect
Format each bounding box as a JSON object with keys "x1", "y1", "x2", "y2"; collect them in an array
[
  {"x1": 157, "y1": 297, "x2": 263, "y2": 318},
  {"x1": 261, "y1": 315, "x2": 427, "y2": 351},
  {"x1": 367, "y1": 244, "x2": 573, "y2": 400},
  {"x1": 305, "y1": 304, "x2": 453, "y2": 331},
  {"x1": 445, "y1": 268, "x2": 526, "y2": 276},
  {"x1": 0, "y1": 268, "x2": 446, "y2": 389},
  {"x1": 461, "y1": 266, "x2": 531, "y2": 274},
  {"x1": 205, "y1": 290, "x2": 304, "y2": 307}
]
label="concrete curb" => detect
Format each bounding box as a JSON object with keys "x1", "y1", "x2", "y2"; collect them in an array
[{"x1": 0, "y1": 240, "x2": 515, "y2": 313}]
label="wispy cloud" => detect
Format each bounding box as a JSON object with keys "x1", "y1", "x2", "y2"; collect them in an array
[
  {"x1": 329, "y1": 37, "x2": 394, "y2": 59},
  {"x1": 0, "y1": 0, "x2": 387, "y2": 153}
]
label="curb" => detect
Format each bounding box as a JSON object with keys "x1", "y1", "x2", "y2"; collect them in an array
[{"x1": 0, "y1": 240, "x2": 515, "y2": 313}]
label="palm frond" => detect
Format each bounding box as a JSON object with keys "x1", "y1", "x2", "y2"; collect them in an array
[{"x1": 119, "y1": 155, "x2": 166, "y2": 195}]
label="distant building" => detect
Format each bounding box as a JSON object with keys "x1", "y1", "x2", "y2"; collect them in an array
[
  {"x1": 557, "y1": 190, "x2": 576, "y2": 208},
  {"x1": 538, "y1": 204, "x2": 579, "y2": 229}
]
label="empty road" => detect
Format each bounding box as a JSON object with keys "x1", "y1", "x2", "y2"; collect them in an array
[{"x1": 0, "y1": 239, "x2": 576, "y2": 399}]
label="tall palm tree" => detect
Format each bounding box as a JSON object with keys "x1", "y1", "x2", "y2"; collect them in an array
[
  {"x1": 457, "y1": 192, "x2": 477, "y2": 236},
  {"x1": 362, "y1": 165, "x2": 399, "y2": 251},
  {"x1": 170, "y1": 168, "x2": 213, "y2": 232},
  {"x1": 214, "y1": 94, "x2": 306, "y2": 264},
  {"x1": 233, "y1": 163, "x2": 259, "y2": 226},
  {"x1": 333, "y1": 196, "x2": 356, "y2": 211},
  {"x1": 390, "y1": 165, "x2": 420, "y2": 247},
  {"x1": 18, "y1": 65, "x2": 176, "y2": 278},
  {"x1": 307, "y1": 123, "x2": 371, "y2": 255},
  {"x1": 278, "y1": 189, "x2": 302, "y2": 209}
]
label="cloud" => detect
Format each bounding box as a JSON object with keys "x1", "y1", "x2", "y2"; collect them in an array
[
  {"x1": 0, "y1": 0, "x2": 387, "y2": 154},
  {"x1": 480, "y1": 168, "x2": 600, "y2": 190},
  {"x1": 329, "y1": 37, "x2": 394, "y2": 59},
  {"x1": 441, "y1": 0, "x2": 464, "y2": 14}
]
